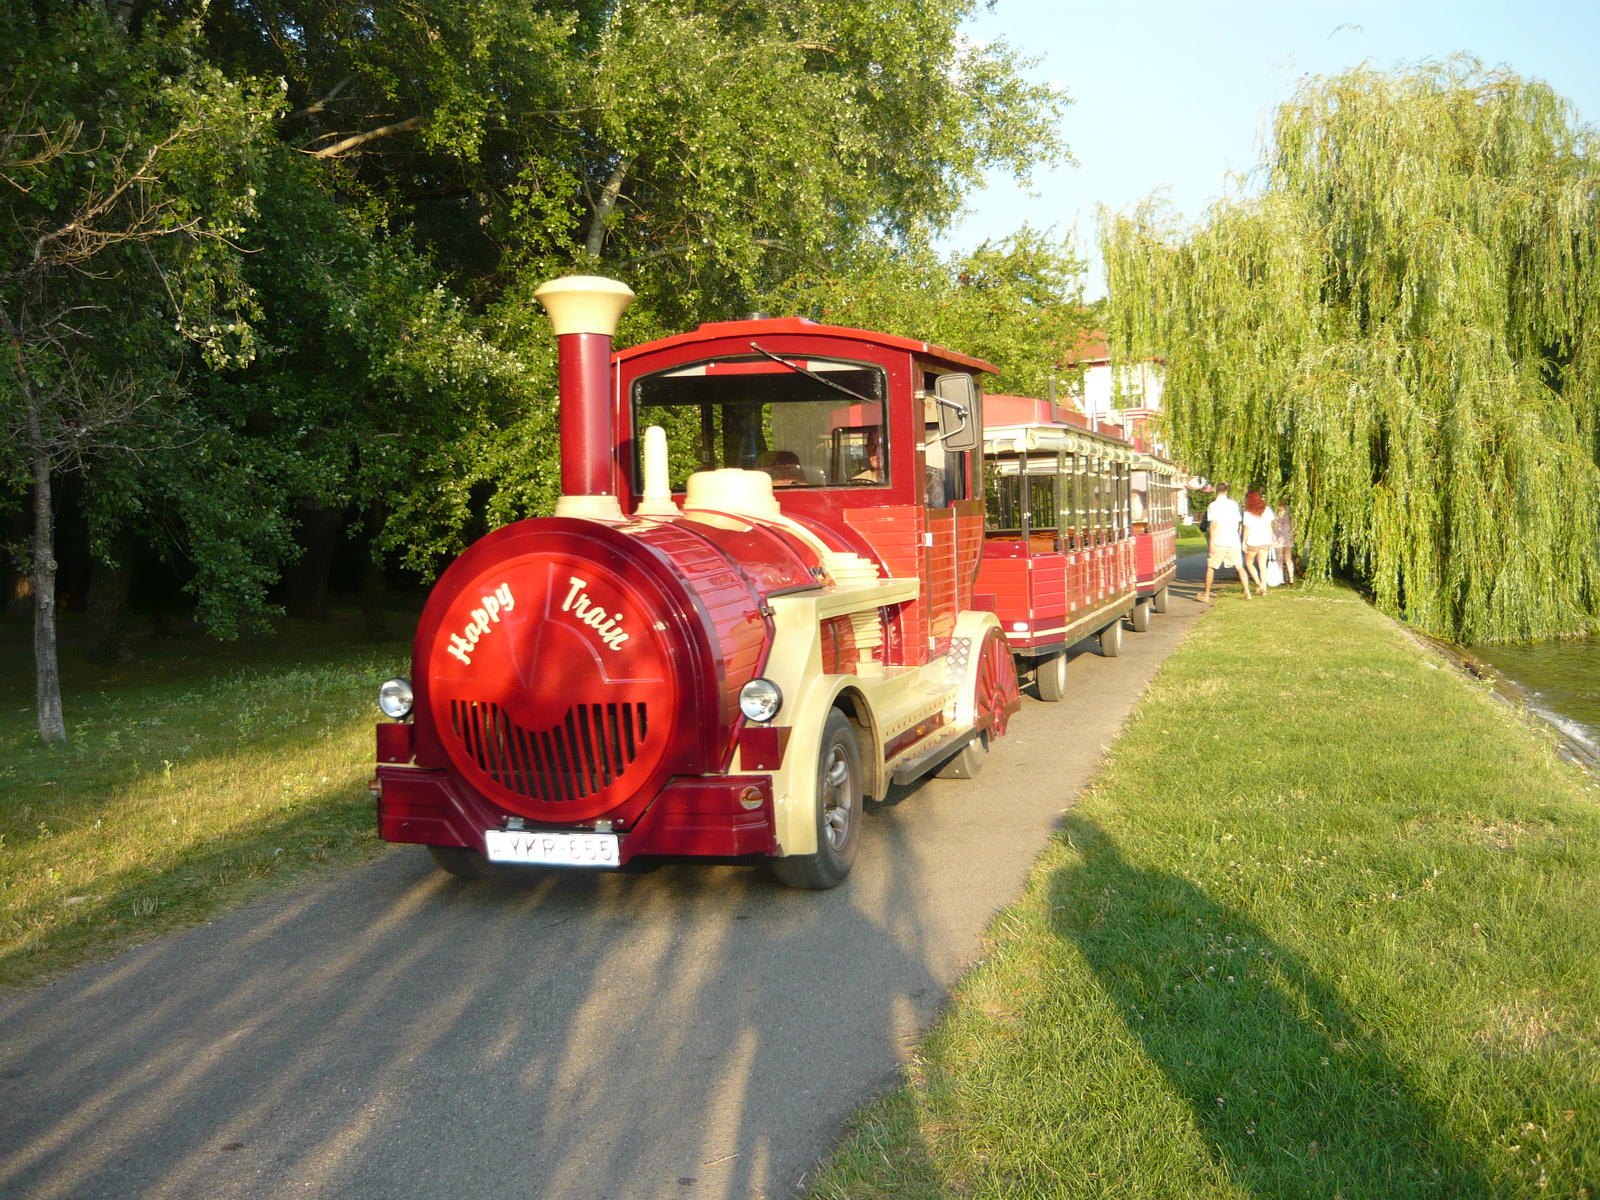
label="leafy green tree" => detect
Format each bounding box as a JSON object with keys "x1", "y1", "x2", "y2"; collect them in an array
[
  {"x1": 208, "y1": 0, "x2": 1069, "y2": 572},
  {"x1": 0, "y1": 6, "x2": 274, "y2": 741},
  {"x1": 764, "y1": 227, "x2": 1092, "y2": 398},
  {"x1": 179, "y1": 149, "x2": 521, "y2": 623},
  {"x1": 1104, "y1": 59, "x2": 1600, "y2": 642},
  {"x1": 206, "y1": 0, "x2": 1063, "y2": 291}
]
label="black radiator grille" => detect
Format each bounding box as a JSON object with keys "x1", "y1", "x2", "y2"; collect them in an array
[{"x1": 450, "y1": 700, "x2": 648, "y2": 802}]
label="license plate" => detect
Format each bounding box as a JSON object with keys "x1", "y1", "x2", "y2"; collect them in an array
[{"x1": 484, "y1": 829, "x2": 620, "y2": 867}]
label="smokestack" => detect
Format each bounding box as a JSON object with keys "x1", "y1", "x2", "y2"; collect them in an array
[{"x1": 533, "y1": 275, "x2": 636, "y2": 520}]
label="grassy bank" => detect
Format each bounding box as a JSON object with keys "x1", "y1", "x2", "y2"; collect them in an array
[
  {"x1": 1175, "y1": 523, "x2": 1207, "y2": 549},
  {"x1": 0, "y1": 608, "x2": 411, "y2": 987},
  {"x1": 814, "y1": 583, "x2": 1600, "y2": 1198}
]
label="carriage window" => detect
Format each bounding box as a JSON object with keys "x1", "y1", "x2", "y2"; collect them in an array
[
  {"x1": 984, "y1": 454, "x2": 1059, "y2": 535},
  {"x1": 633, "y1": 356, "x2": 888, "y2": 492},
  {"x1": 1131, "y1": 470, "x2": 1149, "y2": 528}
]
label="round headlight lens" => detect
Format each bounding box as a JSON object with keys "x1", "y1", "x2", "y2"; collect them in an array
[
  {"x1": 378, "y1": 677, "x2": 414, "y2": 720},
  {"x1": 738, "y1": 677, "x2": 782, "y2": 723}
]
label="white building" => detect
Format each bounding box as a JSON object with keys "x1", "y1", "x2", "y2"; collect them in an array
[{"x1": 1064, "y1": 333, "x2": 1168, "y2": 456}]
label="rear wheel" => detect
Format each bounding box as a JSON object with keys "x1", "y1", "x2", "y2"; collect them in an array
[
  {"x1": 937, "y1": 733, "x2": 988, "y2": 779},
  {"x1": 1036, "y1": 650, "x2": 1068, "y2": 702},
  {"x1": 772, "y1": 709, "x2": 862, "y2": 890},
  {"x1": 1153, "y1": 586, "x2": 1170, "y2": 614},
  {"x1": 1131, "y1": 600, "x2": 1152, "y2": 633},
  {"x1": 427, "y1": 845, "x2": 497, "y2": 879},
  {"x1": 1100, "y1": 620, "x2": 1123, "y2": 658}
]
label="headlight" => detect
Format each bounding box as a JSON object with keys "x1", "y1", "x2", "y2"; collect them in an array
[
  {"x1": 738, "y1": 677, "x2": 782, "y2": 723},
  {"x1": 378, "y1": 677, "x2": 414, "y2": 720}
]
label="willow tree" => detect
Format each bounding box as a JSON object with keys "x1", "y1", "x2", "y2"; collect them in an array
[{"x1": 1104, "y1": 60, "x2": 1600, "y2": 642}]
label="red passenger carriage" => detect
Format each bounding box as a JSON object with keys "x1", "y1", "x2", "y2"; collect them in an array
[{"x1": 974, "y1": 397, "x2": 1174, "y2": 699}]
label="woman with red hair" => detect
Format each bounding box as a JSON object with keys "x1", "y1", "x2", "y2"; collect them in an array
[{"x1": 1241, "y1": 489, "x2": 1276, "y2": 593}]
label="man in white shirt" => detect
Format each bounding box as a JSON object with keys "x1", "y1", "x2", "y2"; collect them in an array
[{"x1": 1201, "y1": 483, "x2": 1251, "y2": 602}]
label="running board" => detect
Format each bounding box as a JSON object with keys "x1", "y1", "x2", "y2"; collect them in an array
[{"x1": 889, "y1": 725, "x2": 983, "y2": 786}]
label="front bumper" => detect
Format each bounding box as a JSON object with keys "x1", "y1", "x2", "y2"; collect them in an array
[{"x1": 375, "y1": 764, "x2": 777, "y2": 863}]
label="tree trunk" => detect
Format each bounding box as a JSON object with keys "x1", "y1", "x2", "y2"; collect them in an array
[
  {"x1": 585, "y1": 156, "x2": 633, "y2": 257},
  {"x1": 86, "y1": 534, "x2": 135, "y2": 663},
  {"x1": 358, "y1": 505, "x2": 388, "y2": 641},
  {"x1": 28, "y1": 407, "x2": 66, "y2": 743},
  {"x1": 284, "y1": 500, "x2": 346, "y2": 621}
]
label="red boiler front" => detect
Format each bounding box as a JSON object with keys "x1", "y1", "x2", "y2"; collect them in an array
[
  {"x1": 406, "y1": 516, "x2": 787, "y2": 831},
  {"x1": 426, "y1": 549, "x2": 679, "y2": 822}
]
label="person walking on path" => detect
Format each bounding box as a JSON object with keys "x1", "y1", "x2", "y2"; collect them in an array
[
  {"x1": 1201, "y1": 483, "x2": 1251, "y2": 602},
  {"x1": 1273, "y1": 501, "x2": 1296, "y2": 584},
  {"x1": 1241, "y1": 490, "x2": 1276, "y2": 594}
]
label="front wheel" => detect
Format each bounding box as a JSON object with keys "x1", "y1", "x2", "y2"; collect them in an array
[
  {"x1": 427, "y1": 845, "x2": 497, "y2": 879},
  {"x1": 1131, "y1": 600, "x2": 1152, "y2": 633},
  {"x1": 1100, "y1": 620, "x2": 1123, "y2": 658},
  {"x1": 1153, "y1": 585, "x2": 1170, "y2": 614},
  {"x1": 1036, "y1": 650, "x2": 1068, "y2": 702},
  {"x1": 772, "y1": 709, "x2": 862, "y2": 890}
]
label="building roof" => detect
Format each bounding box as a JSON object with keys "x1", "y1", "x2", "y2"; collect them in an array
[{"x1": 1063, "y1": 330, "x2": 1110, "y2": 367}]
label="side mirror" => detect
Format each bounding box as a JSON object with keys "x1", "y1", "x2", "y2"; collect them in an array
[{"x1": 934, "y1": 373, "x2": 980, "y2": 452}]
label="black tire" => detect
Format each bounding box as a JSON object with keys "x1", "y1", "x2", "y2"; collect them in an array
[
  {"x1": 936, "y1": 733, "x2": 987, "y2": 779},
  {"x1": 1100, "y1": 620, "x2": 1123, "y2": 658},
  {"x1": 428, "y1": 844, "x2": 497, "y2": 879},
  {"x1": 1131, "y1": 600, "x2": 1152, "y2": 633},
  {"x1": 1153, "y1": 585, "x2": 1170, "y2": 614},
  {"x1": 1036, "y1": 650, "x2": 1068, "y2": 702},
  {"x1": 772, "y1": 709, "x2": 862, "y2": 890}
]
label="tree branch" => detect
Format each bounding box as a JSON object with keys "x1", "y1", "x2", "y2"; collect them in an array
[
  {"x1": 27, "y1": 129, "x2": 178, "y2": 266},
  {"x1": 301, "y1": 116, "x2": 423, "y2": 159},
  {"x1": 287, "y1": 74, "x2": 359, "y2": 121}
]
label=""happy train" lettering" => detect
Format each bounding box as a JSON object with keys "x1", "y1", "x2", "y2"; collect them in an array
[
  {"x1": 445, "y1": 583, "x2": 514, "y2": 665},
  {"x1": 561, "y1": 576, "x2": 630, "y2": 650}
]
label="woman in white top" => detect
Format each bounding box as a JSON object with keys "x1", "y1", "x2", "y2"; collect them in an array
[{"x1": 1240, "y1": 490, "x2": 1275, "y2": 593}]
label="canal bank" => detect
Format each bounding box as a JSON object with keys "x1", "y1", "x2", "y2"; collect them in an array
[{"x1": 809, "y1": 577, "x2": 1600, "y2": 1200}]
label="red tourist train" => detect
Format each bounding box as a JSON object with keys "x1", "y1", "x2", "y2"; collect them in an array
[
  {"x1": 370, "y1": 276, "x2": 1175, "y2": 888},
  {"x1": 975, "y1": 396, "x2": 1179, "y2": 699}
]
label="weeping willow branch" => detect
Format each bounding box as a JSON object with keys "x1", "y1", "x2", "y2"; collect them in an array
[{"x1": 1103, "y1": 58, "x2": 1600, "y2": 643}]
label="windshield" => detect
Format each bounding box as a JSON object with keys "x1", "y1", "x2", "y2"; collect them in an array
[{"x1": 632, "y1": 355, "x2": 889, "y2": 492}]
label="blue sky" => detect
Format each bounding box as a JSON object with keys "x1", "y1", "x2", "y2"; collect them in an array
[{"x1": 948, "y1": 1, "x2": 1600, "y2": 296}]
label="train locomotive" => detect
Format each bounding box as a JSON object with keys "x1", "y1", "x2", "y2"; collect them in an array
[{"x1": 372, "y1": 275, "x2": 1020, "y2": 889}]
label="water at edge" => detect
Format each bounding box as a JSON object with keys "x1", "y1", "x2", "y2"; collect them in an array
[{"x1": 1468, "y1": 635, "x2": 1600, "y2": 754}]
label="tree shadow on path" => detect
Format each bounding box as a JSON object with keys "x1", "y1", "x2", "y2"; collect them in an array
[{"x1": 1044, "y1": 814, "x2": 1491, "y2": 1198}]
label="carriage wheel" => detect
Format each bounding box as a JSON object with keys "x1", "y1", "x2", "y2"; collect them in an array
[
  {"x1": 975, "y1": 628, "x2": 1020, "y2": 739},
  {"x1": 1100, "y1": 620, "x2": 1123, "y2": 658},
  {"x1": 1036, "y1": 650, "x2": 1068, "y2": 703}
]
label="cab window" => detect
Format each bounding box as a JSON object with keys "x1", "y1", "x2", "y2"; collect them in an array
[{"x1": 633, "y1": 355, "x2": 888, "y2": 492}]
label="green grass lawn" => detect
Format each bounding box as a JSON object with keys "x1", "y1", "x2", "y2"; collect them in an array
[
  {"x1": 813, "y1": 583, "x2": 1600, "y2": 1199},
  {"x1": 1175, "y1": 523, "x2": 1208, "y2": 549},
  {"x1": 0, "y1": 605, "x2": 413, "y2": 987}
]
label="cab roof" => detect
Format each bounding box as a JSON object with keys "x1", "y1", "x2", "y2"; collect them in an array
[{"x1": 612, "y1": 316, "x2": 999, "y2": 376}]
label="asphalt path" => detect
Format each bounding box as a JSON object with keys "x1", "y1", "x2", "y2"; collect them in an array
[{"x1": 0, "y1": 558, "x2": 1210, "y2": 1200}]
